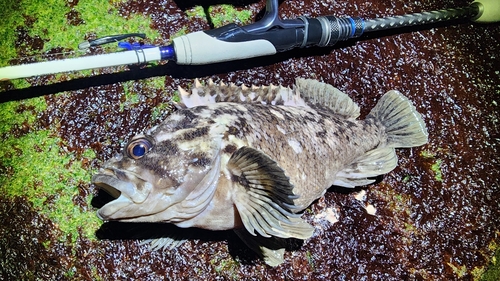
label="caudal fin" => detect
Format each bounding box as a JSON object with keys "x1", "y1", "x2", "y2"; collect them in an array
[{"x1": 367, "y1": 90, "x2": 428, "y2": 148}]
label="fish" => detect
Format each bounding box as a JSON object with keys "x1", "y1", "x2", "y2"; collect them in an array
[{"x1": 92, "y1": 78, "x2": 428, "y2": 266}]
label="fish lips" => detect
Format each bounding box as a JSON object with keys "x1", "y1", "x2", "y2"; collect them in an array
[{"x1": 92, "y1": 172, "x2": 151, "y2": 220}]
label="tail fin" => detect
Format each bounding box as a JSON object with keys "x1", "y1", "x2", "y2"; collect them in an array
[{"x1": 367, "y1": 90, "x2": 428, "y2": 148}]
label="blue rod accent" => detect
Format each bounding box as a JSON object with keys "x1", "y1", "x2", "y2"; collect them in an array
[
  {"x1": 348, "y1": 17, "x2": 356, "y2": 38},
  {"x1": 159, "y1": 45, "x2": 176, "y2": 61}
]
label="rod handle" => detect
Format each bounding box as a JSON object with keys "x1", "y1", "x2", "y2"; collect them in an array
[{"x1": 172, "y1": 31, "x2": 277, "y2": 65}]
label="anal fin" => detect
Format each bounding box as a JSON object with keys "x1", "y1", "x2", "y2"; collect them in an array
[{"x1": 334, "y1": 147, "x2": 398, "y2": 188}]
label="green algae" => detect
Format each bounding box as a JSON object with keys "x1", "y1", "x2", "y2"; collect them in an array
[
  {"x1": 210, "y1": 256, "x2": 240, "y2": 279},
  {"x1": 143, "y1": 76, "x2": 166, "y2": 91},
  {"x1": 186, "y1": 6, "x2": 206, "y2": 20},
  {"x1": 170, "y1": 26, "x2": 189, "y2": 39},
  {"x1": 447, "y1": 262, "x2": 468, "y2": 278},
  {"x1": 420, "y1": 150, "x2": 444, "y2": 182},
  {"x1": 208, "y1": 5, "x2": 253, "y2": 28},
  {"x1": 430, "y1": 159, "x2": 443, "y2": 182},
  {"x1": 0, "y1": 98, "x2": 100, "y2": 244},
  {"x1": 0, "y1": 128, "x2": 101, "y2": 243},
  {"x1": 402, "y1": 174, "x2": 411, "y2": 183},
  {"x1": 0, "y1": 97, "x2": 46, "y2": 133},
  {"x1": 172, "y1": 90, "x2": 181, "y2": 103},
  {"x1": 0, "y1": 0, "x2": 158, "y2": 67},
  {"x1": 0, "y1": 0, "x2": 163, "y2": 245},
  {"x1": 10, "y1": 79, "x2": 31, "y2": 90},
  {"x1": 480, "y1": 240, "x2": 500, "y2": 281},
  {"x1": 0, "y1": 0, "x2": 24, "y2": 67},
  {"x1": 65, "y1": 266, "x2": 76, "y2": 279},
  {"x1": 371, "y1": 184, "x2": 412, "y2": 218},
  {"x1": 151, "y1": 102, "x2": 171, "y2": 122},
  {"x1": 185, "y1": 4, "x2": 253, "y2": 28},
  {"x1": 306, "y1": 251, "x2": 315, "y2": 270},
  {"x1": 150, "y1": 90, "x2": 178, "y2": 122},
  {"x1": 420, "y1": 149, "x2": 435, "y2": 158},
  {"x1": 70, "y1": 0, "x2": 158, "y2": 49},
  {"x1": 120, "y1": 81, "x2": 141, "y2": 111}
]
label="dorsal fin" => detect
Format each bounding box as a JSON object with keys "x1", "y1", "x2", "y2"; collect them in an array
[
  {"x1": 175, "y1": 79, "x2": 308, "y2": 109},
  {"x1": 175, "y1": 78, "x2": 360, "y2": 118},
  {"x1": 295, "y1": 78, "x2": 360, "y2": 119}
]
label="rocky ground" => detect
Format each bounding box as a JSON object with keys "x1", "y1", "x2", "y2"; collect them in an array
[{"x1": 0, "y1": 0, "x2": 499, "y2": 280}]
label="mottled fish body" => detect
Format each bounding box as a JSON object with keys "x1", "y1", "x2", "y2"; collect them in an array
[{"x1": 92, "y1": 78, "x2": 428, "y2": 265}]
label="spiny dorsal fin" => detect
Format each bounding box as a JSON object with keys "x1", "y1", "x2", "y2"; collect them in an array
[
  {"x1": 295, "y1": 78, "x2": 360, "y2": 119},
  {"x1": 176, "y1": 79, "x2": 308, "y2": 109},
  {"x1": 227, "y1": 146, "x2": 314, "y2": 240}
]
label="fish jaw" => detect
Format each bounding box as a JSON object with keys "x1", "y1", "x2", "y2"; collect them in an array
[
  {"x1": 96, "y1": 194, "x2": 133, "y2": 220},
  {"x1": 92, "y1": 169, "x2": 154, "y2": 220}
]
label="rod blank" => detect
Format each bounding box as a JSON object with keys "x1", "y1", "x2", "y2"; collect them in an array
[{"x1": 0, "y1": 48, "x2": 161, "y2": 81}]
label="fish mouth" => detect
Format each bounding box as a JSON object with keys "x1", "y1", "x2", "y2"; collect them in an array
[
  {"x1": 92, "y1": 174, "x2": 123, "y2": 199},
  {"x1": 92, "y1": 169, "x2": 151, "y2": 220}
]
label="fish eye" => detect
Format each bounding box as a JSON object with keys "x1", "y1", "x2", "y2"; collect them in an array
[{"x1": 126, "y1": 138, "x2": 153, "y2": 159}]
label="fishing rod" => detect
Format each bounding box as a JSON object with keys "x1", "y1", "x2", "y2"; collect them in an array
[{"x1": 0, "y1": 0, "x2": 498, "y2": 81}]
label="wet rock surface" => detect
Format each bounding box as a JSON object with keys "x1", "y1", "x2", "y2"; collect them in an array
[{"x1": 1, "y1": 0, "x2": 499, "y2": 280}]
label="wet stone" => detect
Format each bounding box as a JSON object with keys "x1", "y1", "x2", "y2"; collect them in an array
[{"x1": 1, "y1": 0, "x2": 499, "y2": 280}]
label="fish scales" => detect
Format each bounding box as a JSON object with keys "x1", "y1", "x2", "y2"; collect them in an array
[
  {"x1": 92, "y1": 78, "x2": 428, "y2": 266},
  {"x1": 177, "y1": 102, "x2": 387, "y2": 210}
]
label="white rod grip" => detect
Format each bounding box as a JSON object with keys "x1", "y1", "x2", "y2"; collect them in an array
[
  {"x1": 0, "y1": 48, "x2": 162, "y2": 81},
  {"x1": 173, "y1": 31, "x2": 277, "y2": 65}
]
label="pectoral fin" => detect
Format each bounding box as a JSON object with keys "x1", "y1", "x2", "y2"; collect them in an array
[{"x1": 228, "y1": 147, "x2": 314, "y2": 240}]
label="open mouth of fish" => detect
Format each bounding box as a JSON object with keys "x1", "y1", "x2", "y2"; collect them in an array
[
  {"x1": 91, "y1": 169, "x2": 150, "y2": 219},
  {"x1": 92, "y1": 174, "x2": 123, "y2": 199}
]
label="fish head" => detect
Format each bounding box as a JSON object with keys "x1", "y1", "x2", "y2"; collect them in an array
[{"x1": 93, "y1": 126, "x2": 221, "y2": 223}]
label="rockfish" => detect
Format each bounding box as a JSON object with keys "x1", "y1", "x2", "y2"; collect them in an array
[{"x1": 92, "y1": 78, "x2": 428, "y2": 265}]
